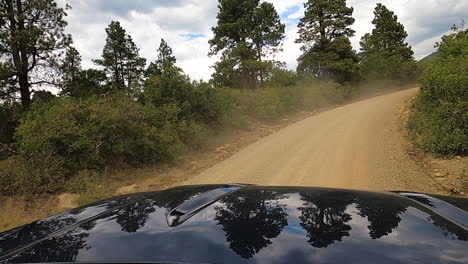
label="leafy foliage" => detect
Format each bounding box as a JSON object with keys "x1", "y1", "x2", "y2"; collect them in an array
[
  {"x1": 408, "y1": 28, "x2": 468, "y2": 155},
  {"x1": 220, "y1": 77, "x2": 348, "y2": 124},
  {"x1": 0, "y1": 101, "x2": 22, "y2": 158},
  {"x1": 15, "y1": 94, "x2": 183, "y2": 171},
  {"x1": 1, "y1": 92, "x2": 190, "y2": 194},
  {"x1": 143, "y1": 40, "x2": 227, "y2": 129},
  {"x1": 296, "y1": 0, "x2": 359, "y2": 83},
  {"x1": 0, "y1": 154, "x2": 69, "y2": 195}
]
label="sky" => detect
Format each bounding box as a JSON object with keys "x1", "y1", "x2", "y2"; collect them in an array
[{"x1": 58, "y1": 0, "x2": 468, "y2": 81}]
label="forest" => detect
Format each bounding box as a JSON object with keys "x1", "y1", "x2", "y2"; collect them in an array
[{"x1": 0, "y1": 0, "x2": 465, "y2": 196}]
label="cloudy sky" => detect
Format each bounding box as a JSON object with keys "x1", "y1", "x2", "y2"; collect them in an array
[{"x1": 58, "y1": 0, "x2": 467, "y2": 81}]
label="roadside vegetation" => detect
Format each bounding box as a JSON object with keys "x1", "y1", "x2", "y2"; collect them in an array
[
  {"x1": 408, "y1": 25, "x2": 468, "y2": 156},
  {"x1": 1, "y1": 0, "x2": 420, "y2": 197}
]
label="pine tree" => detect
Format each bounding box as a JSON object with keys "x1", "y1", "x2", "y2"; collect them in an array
[
  {"x1": 296, "y1": 0, "x2": 359, "y2": 83},
  {"x1": 359, "y1": 4, "x2": 417, "y2": 80},
  {"x1": 59, "y1": 46, "x2": 110, "y2": 98},
  {"x1": 210, "y1": 53, "x2": 237, "y2": 88},
  {"x1": 94, "y1": 21, "x2": 146, "y2": 92},
  {"x1": 361, "y1": 4, "x2": 413, "y2": 60},
  {"x1": 252, "y1": 2, "x2": 285, "y2": 85},
  {"x1": 60, "y1": 46, "x2": 82, "y2": 87},
  {"x1": 146, "y1": 39, "x2": 178, "y2": 77},
  {"x1": 209, "y1": 0, "x2": 284, "y2": 89},
  {"x1": 143, "y1": 37, "x2": 192, "y2": 108},
  {"x1": 0, "y1": 0, "x2": 71, "y2": 107}
]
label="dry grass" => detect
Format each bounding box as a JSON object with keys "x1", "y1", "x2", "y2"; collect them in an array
[{"x1": 0, "y1": 195, "x2": 59, "y2": 231}]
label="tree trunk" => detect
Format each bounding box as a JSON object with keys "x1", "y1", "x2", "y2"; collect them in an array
[
  {"x1": 6, "y1": 0, "x2": 31, "y2": 107},
  {"x1": 18, "y1": 73, "x2": 31, "y2": 107},
  {"x1": 257, "y1": 45, "x2": 264, "y2": 86},
  {"x1": 16, "y1": 0, "x2": 31, "y2": 107}
]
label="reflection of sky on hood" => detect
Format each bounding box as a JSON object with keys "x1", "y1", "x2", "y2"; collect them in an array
[
  {"x1": 5, "y1": 189, "x2": 468, "y2": 264},
  {"x1": 243, "y1": 197, "x2": 468, "y2": 264}
]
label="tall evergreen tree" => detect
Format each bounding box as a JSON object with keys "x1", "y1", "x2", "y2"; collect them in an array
[
  {"x1": 296, "y1": 0, "x2": 359, "y2": 83},
  {"x1": 60, "y1": 46, "x2": 82, "y2": 87},
  {"x1": 146, "y1": 38, "x2": 178, "y2": 77},
  {"x1": 59, "y1": 46, "x2": 109, "y2": 98},
  {"x1": 252, "y1": 2, "x2": 285, "y2": 85},
  {"x1": 94, "y1": 21, "x2": 146, "y2": 92},
  {"x1": 143, "y1": 37, "x2": 191, "y2": 108},
  {"x1": 359, "y1": 4, "x2": 417, "y2": 80},
  {"x1": 0, "y1": 0, "x2": 71, "y2": 107},
  {"x1": 209, "y1": 0, "x2": 284, "y2": 89}
]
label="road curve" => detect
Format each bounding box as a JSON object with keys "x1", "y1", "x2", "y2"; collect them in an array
[{"x1": 185, "y1": 88, "x2": 440, "y2": 193}]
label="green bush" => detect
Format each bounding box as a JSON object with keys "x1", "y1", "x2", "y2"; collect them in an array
[
  {"x1": 408, "y1": 98, "x2": 467, "y2": 155},
  {"x1": 408, "y1": 29, "x2": 468, "y2": 155},
  {"x1": 143, "y1": 70, "x2": 228, "y2": 128},
  {"x1": 0, "y1": 154, "x2": 68, "y2": 195},
  {"x1": 0, "y1": 102, "x2": 22, "y2": 158},
  {"x1": 15, "y1": 93, "x2": 184, "y2": 172},
  {"x1": 266, "y1": 68, "x2": 300, "y2": 88},
  {"x1": 178, "y1": 121, "x2": 212, "y2": 151},
  {"x1": 2, "y1": 68, "x2": 352, "y2": 195},
  {"x1": 219, "y1": 78, "x2": 348, "y2": 126},
  {"x1": 1, "y1": 93, "x2": 193, "y2": 194},
  {"x1": 360, "y1": 48, "x2": 422, "y2": 84}
]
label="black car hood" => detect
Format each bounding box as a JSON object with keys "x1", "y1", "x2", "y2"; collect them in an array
[{"x1": 1, "y1": 185, "x2": 468, "y2": 263}]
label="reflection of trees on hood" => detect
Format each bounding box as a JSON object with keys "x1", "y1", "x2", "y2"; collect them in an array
[
  {"x1": 215, "y1": 190, "x2": 288, "y2": 259},
  {"x1": 6, "y1": 220, "x2": 96, "y2": 263},
  {"x1": 409, "y1": 197, "x2": 468, "y2": 242},
  {"x1": 356, "y1": 195, "x2": 407, "y2": 239},
  {"x1": 298, "y1": 192, "x2": 354, "y2": 248},
  {"x1": 114, "y1": 199, "x2": 157, "y2": 233},
  {"x1": 0, "y1": 208, "x2": 85, "y2": 253},
  {"x1": 428, "y1": 213, "x2": 468, "y2": 241},
  {"x1": 110, "y1": 186, "x2": 218, "y2": 233}
]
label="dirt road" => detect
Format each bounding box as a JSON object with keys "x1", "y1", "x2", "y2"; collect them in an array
[{"x1": 185, "y1": 88, "x2": 441, "y2": 193}]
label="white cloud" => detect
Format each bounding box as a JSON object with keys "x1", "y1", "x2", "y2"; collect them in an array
[
  {"x1": 348, "y1": 0, "x2": 468, "y2": 59},
  {"x1": 60, "y1": 0, "x2": 467, "y2": 80}
]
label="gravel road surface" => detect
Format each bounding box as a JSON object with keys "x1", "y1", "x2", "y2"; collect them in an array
[{"x1": 185, "y1": 88, "x2": 440, "y2": 193}]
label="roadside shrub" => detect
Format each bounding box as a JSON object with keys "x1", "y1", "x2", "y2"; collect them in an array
[
  {"x1": 188, "y1": 81, "x2": 231, "y2": 127},
  {"x1": 295, "y1": 79, "x2": 348, "y2": 108},
  {"x1": 266, "y1": 68, "x2": 300, "y2": 87},
  {"x1": 408, "y1": 98, "x2": 467, "y2": 155},
  {"x1": 143, "y1": 70, "x2": 228, "y2": 128},
  {"x1": 0, "y1": 154, "x2": 68, "y2": 195},
  {"x1": 218, "y1": 78, "x2": 348, "y2": 126},
  {"x1": 360, "y1": 53, "x2": 421, "y2": 83},
  {"x1": 408, "y1": 29, "x2": 468, "y2": 155},
  {"x1": 2, "y1": 66, "x2": 353, "y2": 195},
  {"x1": 65, "y1": 170, "x2": 100, "y2": 193},
  {"x1": 15, "y1": 93, "x2": 183, "y2": 173},
  {"x1": 179, "y1": 121, "x2": 212, "y2": 151},
  {"x1": 0, "y1": 102, "x2": 22, "y2": 159}
]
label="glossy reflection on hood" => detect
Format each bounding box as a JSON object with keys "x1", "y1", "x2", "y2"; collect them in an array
[{"x1": 1, "y1": 186, "x2": 468, "y2": 264}]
